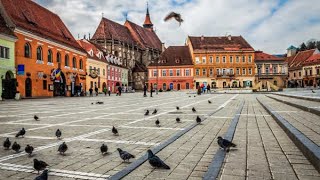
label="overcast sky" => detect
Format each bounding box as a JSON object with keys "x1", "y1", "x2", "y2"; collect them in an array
[{"x1": 35, "y1": 0, "x2": 320, "y2": 54}]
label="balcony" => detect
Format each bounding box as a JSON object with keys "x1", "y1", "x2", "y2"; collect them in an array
[
  {"x1": 256, "y1": 72, "x2": 287, "y2": 79},
  {"x1": 216, "y1": 73, "x2": 235, "y2": 78}
]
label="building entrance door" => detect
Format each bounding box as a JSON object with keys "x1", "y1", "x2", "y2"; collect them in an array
[{"x1": 25, "y1": 78, "x2": 32, "y2": 97}]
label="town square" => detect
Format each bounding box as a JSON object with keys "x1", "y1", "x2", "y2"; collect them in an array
[{"x1": 0, "y1": 0, "x2": 320, "y2": 179}]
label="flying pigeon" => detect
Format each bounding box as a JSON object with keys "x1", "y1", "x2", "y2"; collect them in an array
[
  {"x1": 35, "y1": 169, "x2": 48, "y2": 180},
  {"x1": 208, "y1": 100, "x2": 212, "y2": 104},
  {"x1": 33, "y1": 159, "x2": 49, "y2": 174},
  {"x1": 100, "y1": 144, "x2": 108, "y2": 154},
  {"x1": 144, "y1": 110, "x2": 150, "y2": 116},
  {"x1": 55, "y1": 129, "x2": 62, "y2": 139},
  {"x1": 112, "y1": 126, "x2": 119, "y2": 136},
  {"x1": 12, "y1": 141, "x2": 21, "y2": 153},
  {"x1": 196, "y1": 116, "x2": 202, "y2": 124},
  {"x1": 15, "y1": 128, "x2": 26, "y2": 138},
  {"x1": 117, "y1": 148, "x2": 135, "y2": 162},
  {"x1": 217, "y1": 136, "x2": 236, "y2": 152},
  {"x1": 192, "y1": 107, "x2": 196, "y2": 112},
  {"x1": 34, "y1": 115, "x2": 39, "y2": 121},
  {"x1": 3, "y1": 137, "x2": 11, "y2": 150},
  {"x1": 176, "y1": 117, "x2": 181, "y2": 123},
  {"x1": 147, "y1": 149, "x2": 170, "y2": 169},
  {"x1": 152, "y1": 109, "x2": 158, "y2": 115},
  {"x1": 58, "y1": 142, "x2": 68, "y2": 155},
  {"x1": 164, "y1": 12, "x2": 183, "y2": 26},
  {"x1": 176, "y1": 106, "x2": 180, "y2": 110},
  {"x1": 25, "y1": 144, "x2": 34, "y2": 156},
  {"x1": 155, "y1": 119, "x2": 160, "y2": 127}
]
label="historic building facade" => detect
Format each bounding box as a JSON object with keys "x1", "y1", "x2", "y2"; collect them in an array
[
  {"x1": 301, "y1": 53, "x2": 320, "y2": 87},
  {"x1": 148, "y1": 46, "x2": 194, "y2": 91},
  {"x1": 186, "y1": 35, "x2": 255, "y2": 89},
  {"x1": 0, "y1": 13, "x2": 17, "y2": 100},
  {"x1": 90, "y1": 6, "x2": 162, "y2": 90},
  {"x1": 0, "y1": 0, "x2": 87, "y2": 98},
  {"x1": 254, "y1": 51, "x2": 288, "y2": 90}
]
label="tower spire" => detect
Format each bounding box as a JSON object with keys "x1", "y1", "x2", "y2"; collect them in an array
[{"x1": 143, "y1": 1, "x2": 153, "y2": 31}]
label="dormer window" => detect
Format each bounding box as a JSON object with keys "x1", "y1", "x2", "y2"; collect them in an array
[
  {"x1": 175, "y1": 58, "x2": 180, "y2": 64},
  {"x1": 89, "y1": 49, "x2": 93, "y2": 56}
]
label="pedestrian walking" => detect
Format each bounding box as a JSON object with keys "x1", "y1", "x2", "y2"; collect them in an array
[
  {"x1": 103, "y1": 87, "x2": 107, "y2": 96},
  {"x1": 118, "y1": 86, "x2": 122, "y2": 96},
  {"x1": 150, "y1": 84, "x2": 153, "y2": 97},
  {"x1": 197, "y1": 86, "x2": 202, "y2": 95},
  {"x1": 89, "y1": 87, "x2": 93, "y2": 96},
  {"x1": 143, "y1": 84, "x2": 147, "y2": 97},
  {"x1": 95, "y1": 86, "x2": 98, "y2": 96},
  {"x1": 108, "y1": 86, "x2": 111, "y2": 96},
  {"x1": 207, "y1": 84, "x2": 211, "y2": 93}
]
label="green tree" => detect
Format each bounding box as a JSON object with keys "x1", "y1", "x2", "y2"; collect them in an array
[
  {"x1": 300, "y1": 42, "x2": 307, "y2": 51},
  {"x1": 316, "y1": 41, "x2": 320, "y2": 50},
  {"x1": 307, "y1": 41, "x2": 316, "y2": 50}
]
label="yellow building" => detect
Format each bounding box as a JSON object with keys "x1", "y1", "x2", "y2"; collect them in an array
[{"x1": 186, "y1": 35, "x2": 255, "y2": 89}]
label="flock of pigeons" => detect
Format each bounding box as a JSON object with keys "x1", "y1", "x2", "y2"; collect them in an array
[{"x1": 2, "y1": 98, "x2": 237, "y2": 180}]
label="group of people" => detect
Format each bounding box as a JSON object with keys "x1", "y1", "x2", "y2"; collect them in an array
[
  {"x1": 197, "y1": 84, "x2": 211, "y2": 95},
  {"x1": 88, "y1": 86, "x2": 123, "y2": 97}
]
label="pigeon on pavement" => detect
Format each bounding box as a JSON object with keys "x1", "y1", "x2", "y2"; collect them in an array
[
  {"x1": 208, "y1": 100, "x2": 212, "y2": 104},
  {"x1": 196, "y1": 116, "x2": 202, "y2": 124},
  {"x1": 176, "y1": 106, "x2": 180, "y2": 110},
  {"x1": 117, "y1": 148, "x2": 135, "y2": 162},
  {"x1": 33, "y1": 159, "x2": 49, "y2": 174},
  {"x1": 192, "y1": 107, "x2": 196, "y2": 112},
  {"x1": 34, "y1": 115, "x2": 39, "y2": 121},
  {"x1": 55, "y1": 129, "x2": 62, "y2": 139},
  {"x1": 217, "y1": 136, "x2": 236, "y2": 152},
  {"x1": 152, "y1": 109, "x2": 157, "y2": 115},
  {"x1": 155, "y1": 119, "x2": 160, "y2": 127},
  {"x1": 100, "y1": 144, "x2": 108, "y2": 154},
  {"x1": 147, "y1": 149, "x2": 170, "y2": 169},
  {"x1": 25, "y1": 144, "x2": 34, "y2": 156},
  {"x1": 312, "y1": 90, "x2": 315, "y2": 93},
  {"x1": 3, "y1": 137, "x2": 11, "y2": 150},
  {"x1": 12, "y1": 141, "x2": 21, "y2": 153},
  {"x1": 15, "y1": 128, "x2": 26, "y2": 138},
  {"x1": 144, "y1": 110, "x2": 149, "y2": 116},
  {"x1": 58, "y1": 142, "x2": 68, "y2": 155},
  {"x1": 176, "y1": 117, "x2": 181, "y2": 123},
  {"x1": 34, "y1": 169, "x2": 48, "y2": 180},
  {"x1": 112, "y1": 126, "x2": 119, "y2": 136}
]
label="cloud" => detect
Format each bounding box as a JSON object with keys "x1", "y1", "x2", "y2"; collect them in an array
[{"x1": 35, "y1": 0, "x2": 320, "y2": 54}]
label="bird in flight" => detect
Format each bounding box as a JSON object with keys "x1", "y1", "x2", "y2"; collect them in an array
[{"x1": 164, "y1": 12, "x2": 183, "y2": 26}]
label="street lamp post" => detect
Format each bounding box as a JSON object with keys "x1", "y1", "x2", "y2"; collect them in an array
[{"x1": 156, "y1": 57, "x2": 159, "y2": 95}]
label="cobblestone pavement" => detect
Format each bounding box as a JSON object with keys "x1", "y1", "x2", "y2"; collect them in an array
[
  {"x1": 268, "y1": 94, "x2": 320, "y2": 108},
  {"x1": 0, "y1": 93, "x2": 319, "y2": 180},
  {"x1": 277, "y1": 89, "x2": 320, "y2": 98}
]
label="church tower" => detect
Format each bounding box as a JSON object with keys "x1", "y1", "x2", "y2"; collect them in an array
[{"x1": 143, "y1": 2, "x2": 153, "y2": 31}]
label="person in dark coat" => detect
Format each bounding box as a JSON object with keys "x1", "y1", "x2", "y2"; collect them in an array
[
  {"x1": 95, "y1": 86, "x2": 98, "y2": 96},
  {"x1": 207, "y1": 84, "x2": 211, "y2": 93},
  {"x1": 150, "y1": 83, "x2": 153, "y2": 97},
  {"x1": 143, "y1": 84, "x2": 147, "y2": 97},
  {"x1": 118, "y1": 86, "x2": 122, "y2": 96},
  {"x1": 89, "y1": 87, "x2": 93, "y2": 96}
]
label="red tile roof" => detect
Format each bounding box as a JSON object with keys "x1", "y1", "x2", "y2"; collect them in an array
[
  {"x1": 0, "y1": 12, "x2": 16, "y2": 38},
  {"x1": 288, "y1": 49, "x2": 315, "y2": 70},
  {"x1": 91, "y1": 18, "x2": 135, "y2": 45},
  {"x1": 77, "y1": 39, "x2": 105, "y2": 63},
  {"x1": 302, "y1": 53, "x2": 320, "y2": 66},
  {"x1": 255, "y1": 51, "x2": 284, "y2": 61},
  {"x1": 1, "y1": 0, "x2": 84, "y2": 52},
  {"x1": 149, "y1": 46, "x2": 193, "y2": 67},
  {"x1": 188, "y1": 36, "x2": 254, "y2": 51}
]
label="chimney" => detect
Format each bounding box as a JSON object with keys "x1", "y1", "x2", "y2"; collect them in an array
[
  {"x1": 83, "y1": 34, "x2": 86, "y2": 40},
  {"x1": 201, "y1": 35, "x2": 204, "y2": 41},
  {"x1": 161, "y1": 43, "x2": 165, "y2": 52},
  {"x1": 89, "y1": 33, "x2": 91, "y2": 40},
  {"x1": 228, "y1": 35, "x2": 232, "y2": 41}
]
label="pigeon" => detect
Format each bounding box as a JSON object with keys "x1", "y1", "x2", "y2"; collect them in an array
[
  {"x1": 58, "y1": 142, "x2": 68, "y2": 155},
  {"x1": 176, "y1": 117, "x2": 181, "y2": 123},
  {"x1": 189, "y1": 96, "x2": 191, "y2": 98},
  {"x1": 192, "y1": 107, "x2": 196, "y2": 112},
  {"x1": 144, "y1": 110, "x2": 149, "y2": 116},
  {"x1": 25, "y1": 144, "x2": 34, "y2": 156},
  {"x1": 55, "y1": 129, "x2": 62, "y2": 139},
  {"x1": 194, "y1": 95, "x2": 196, "y2": 97},
  {"x1": 100, "y1": 144, "x2": 108, "y2": 154},
  {"x1": 91, "y1": 102, "x2": 94, "y2": 105},
  {"x1": 112, "y1": 126, "x2": 119, "y2": 135},
  {"x1": 3, "y1": 137, "x2": 11, "y2": 150},
  {"x1": 196, "y1": 116, "x2": 202, "y2": 124},
  {"x1": 15, "y1": 128, "x2": 26, "y2": 138},
  {"x1": 217, "y1": 136, "x2": 236, "y2": 152},
  {"x1": 33, "y1": 159, "x2": 49, "y2": 174},
  {"x1": 176, "y1": 106, "x2": 180, "y2": 110},
  {"x1": 208, "y1": 100, "x2": 212, "y2": 104},
  {"x1": 12, "y1": 142, "x2": 21, "y2": 153},
  {"x1": 35, "y1": 169, "x2": 48, "y2": 180},
  {"x1": 96, "y1": 101, "x2": 104, "y2": 104},
  {"x1": 34, "y1": 115, "x2": 39, "y2": 121},
  {"x1": 152, "y1": 109, "x2": 157, "y2": 115},
  {"x1": 147, "y1": 149, "x2": 170, "y2": 169},
  {"x1": 117, "y1": 148, "x2": 135, "y2": 162},
  {"x1": 155, "y1": 119, "x2": 160, "y2": 127},
  {"x1": 312, "y1": 90, "x2": 315, "y2": 93},
  {"x1": 164, "y1": 12, "x2": 183, "y2": 26}
]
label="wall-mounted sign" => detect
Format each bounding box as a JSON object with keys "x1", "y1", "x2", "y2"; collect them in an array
[{"x1": 17, "y1": 65, "x2": 24, "y2": 75}]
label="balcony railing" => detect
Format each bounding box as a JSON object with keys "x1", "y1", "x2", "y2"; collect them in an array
[{"x1": 256, "y1": 72, "x2": 287, "y2": 76}]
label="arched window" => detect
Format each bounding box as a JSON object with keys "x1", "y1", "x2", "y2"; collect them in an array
[
  {"x1": 65, "y1": 54, "x2": 69, "y2": 66},
  {"x1": 36, "y1": 46, "x2": 43, "y2": 61},
  {"x1": 24, "y1": 43, "x2": 31, "y2": 58},
  {"x1": 48, "y1": 49, "x2": 53, "y2": 63},
  {"x1": 57, "y1": 52, "x2": 61, "y2": 63},
  {"x1": 79, "y1": 59, "x2": 83, "y2": 69},
  {"x1": 72, "y1": 57, "x2": 77, "y2": 68}
]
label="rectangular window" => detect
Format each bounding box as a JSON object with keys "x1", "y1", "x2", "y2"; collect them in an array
[
  {"x1": 242, "y1": 68, "x2": 246, "y2": 75},
  {"x1": 242, "y1": 56, "x2": 246, "y2": 63},
  {"x1": 169, "y1": 69, "x2": 173, "y2": 76},
  {"x1": 97, "y1": 68, "x2": 100, "y2": 75},
  {"x1": 266, "y1": 67, "x2": 269, "y2": 74},
  {"x1": 153, "y1": 70, "x2": 157, "y2": 77},
  {"x1": 222, "y1": 69, "x2": 226, "y2": 75},
  {"x1": 310, "y1": 69, "x2": 312, "y2": 75},
  {"x1": 195, "y1": 57, "x2": 200, "y2": 64},
  {"x1": 216, "y1": 68, "x2": 220, "y2": 75},
  {"x1": 299, "y1": 71, "x2": 301, "y2": 77},
  {"x1": 273, "y1": 66, "x2": 277, "y2": 73},
  {"x1": 0, "y1": 46, "x2": 9, "y2": 59},
  {"x1": 209, "y1": 56, "x2": 213, "y2": 63},
  {"x1": 209, "y1": 68, "x2": 213, "y2": 76},
  {"x1": 43, "y1": 80, "x2": 47, "y2": 90},
  {"x1": 216, "y1": 56, "x2": 219, "y2": 63},
  {"x1": 186, "y1": 69, "x2": 190, "y2": 76},
  {"x1": 230, "y1": 68, "x2": 234, "y2": 75},
  {"x1": 89, "y1": 66, "x2": 92, "y2": 72},
  {"x1": 236, "y1": 56, "x2": 239, "y2": 63},
  {"x1": 90, "y1": 81, "x2": 93, "y2": 88},
  {"x1": 196, "y1": 69, "x2": 200, "y2": 76},
  {"x1": 222, "y1": 56, "x2": 226, "y2": 63},
  {"x1": 293, "y1": 73, "x2": 296, "y2": 77},
  {"x1": 248, "y1": 56, "x2": 252, "y2": 63},
  {"x1": 229, "y1": 56, "x2": 233, "y2": 63},
  {"x1": 236, "y1": 68, "x2": 240, "y2": 75},
  {"x1": 103, "y1": 69, "x2": 105, "y2": 76},
  {"x1": 317, "y1": 69, "x2": 320, "y2": 75},
  {"x1": 162, "y1": 70, "x2": 166, "y2": 76},
  {"x1": 202, "y1": 56, "x2": 206, "y2": 64},
  {"x1": 249, "y1": 68, "x2": 252, "y2": 75},
  {"x1": 202, "y1": 69, "x2": 206, "y2": 76},
  {"x1": 177, "y1": 69, "x2": 180, "y2": 76}
]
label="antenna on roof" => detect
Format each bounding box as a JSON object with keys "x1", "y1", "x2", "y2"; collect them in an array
[{"x1": 125, "y1": 12, "x2": 128, "y2": 21}]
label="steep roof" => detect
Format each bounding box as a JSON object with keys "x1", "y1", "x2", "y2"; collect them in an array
[
  {"x1": 287, "y1": 49, "x2": 316, "y2": 70},
  {"x1": 0, "y1": 12, "x2": 16, "y2": 38},
  {"x1": 91, "y1": 17, "x2": 135, "y2": 45},
  {"x1": 125, "y1": 20, "x2": 161, "y2": 50},
  {"x1": 149, "y1": 46, "x2": 193, "y2": 66},
  {"x1": 302, "y1": 53, "x2": 320, "y2": 66},
  {"x1": 255, "y1": 51, "x2": 284, "y2": 61},
  {"x1": 188, "y1": 36, "x2": 254, "y2": 51},
  {"x1": 0, "y1": 0, "x2": 84, "y2": 52},
  {"x1": 77, "y1": 39, "x2": 105, "y2": 63}
]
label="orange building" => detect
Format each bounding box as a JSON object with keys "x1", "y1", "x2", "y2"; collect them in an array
[
  {"x1": 0, "y1": 0, "x2": 87, "y2": 98},
  {"x1": 186, "y1": 35, "x2": 255, "y2": 89},
  {"x1": 148, "y1": 46, "x2": 194, "y2": 91}
]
